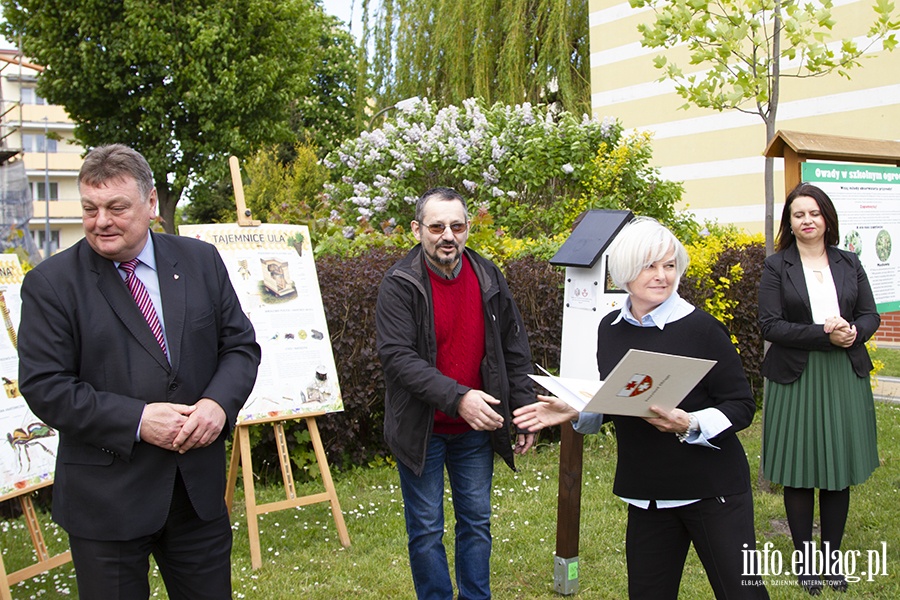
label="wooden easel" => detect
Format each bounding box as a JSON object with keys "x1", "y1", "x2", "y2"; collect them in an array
[
  {"x1": 228, "y1": 155, "x2": 262, "y2": 228},
  {"x1": 223, "y1": 156, "x2": 350, "y2": 570},
  {"x1": 0, "y1": 482, "x2": 72, "y2": 600},
  {"x1": 224, "y1": 413, "x2": 351, "y2": 569}
]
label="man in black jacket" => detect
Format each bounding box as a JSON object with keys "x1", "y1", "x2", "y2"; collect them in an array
[
  {"x1": 375, "y1": 187, "x2": 535, "y2": 599},
  {"x1": 18, "y1": 144, "x2": 260, "y2": 599}
]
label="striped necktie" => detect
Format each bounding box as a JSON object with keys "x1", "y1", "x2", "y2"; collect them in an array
[{"x1": 119, "y1": 258, "x2": 168, "y2": 358}]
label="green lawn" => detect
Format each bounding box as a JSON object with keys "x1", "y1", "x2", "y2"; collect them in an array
[
  {"x1": 871, "y1": 345, "x2": 900, "y2": 378},
  {"x1": 3, "y1": 402, "x2": 899, "y2": 599}
]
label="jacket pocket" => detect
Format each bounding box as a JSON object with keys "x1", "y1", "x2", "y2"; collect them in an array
[{"x1": 190, "y1": 309, "x2": 216, "y2": 331}]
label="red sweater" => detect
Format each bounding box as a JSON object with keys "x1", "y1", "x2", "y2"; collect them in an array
[{"x1": 428, "y1": 255, "x2": 485, "y2": 434}]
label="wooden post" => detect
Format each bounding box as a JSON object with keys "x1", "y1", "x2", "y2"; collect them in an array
[
  {"x1": 553, "y1": 426, "x2": 584, "y2": 595},
  {"x1": 225, "y1": 414, "x2": 351, "y2": 569},
  {"x1": 782, "y1": 145, "x2": 801, "y2": 194}
]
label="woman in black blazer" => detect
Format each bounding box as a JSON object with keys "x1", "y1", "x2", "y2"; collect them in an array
[{"x1": 758, "y1": 183, "x2": 880, "y2": 595}]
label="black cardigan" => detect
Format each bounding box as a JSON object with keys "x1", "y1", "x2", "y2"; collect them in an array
[
  {"x1": 597, "y1": 310, "x2": 757, "y2": 500},
  {"x1": 758, "y1": 244, "x2": 879, "y2": 384}
]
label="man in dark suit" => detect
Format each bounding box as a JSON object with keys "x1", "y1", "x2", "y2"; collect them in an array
[{"x1": 18, "y1": 144, "x2": 261, "y2": 599}]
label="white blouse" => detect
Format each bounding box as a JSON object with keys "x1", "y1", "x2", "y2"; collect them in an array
[{"x1": 803, "y1": 264, "x2": 841, "y2": 324}]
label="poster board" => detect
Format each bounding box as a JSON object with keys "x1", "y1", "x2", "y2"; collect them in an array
[
  {"x1": 801, "y1": 161, "x2": 900, "y2": 313},
  {"x1": 0, "y1": 255, "x2": 58, "y2": 500},
  {"x1": 178, "y1": 223, "x2": 343, "y2": 423},
  {"x1": 0, "y1": 255, "x2": 71, "y2": 600}
]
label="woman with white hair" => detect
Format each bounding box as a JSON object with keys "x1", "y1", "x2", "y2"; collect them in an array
[{"x1": 514, "y1": 217, "x2": 768, "y2": 599}]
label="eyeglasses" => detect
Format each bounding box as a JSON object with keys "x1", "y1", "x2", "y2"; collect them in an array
[{"x1": 420, "y1": 222, "x2": 468, "y2": 235}]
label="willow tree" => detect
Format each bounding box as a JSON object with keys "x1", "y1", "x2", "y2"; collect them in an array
[{"x1": 365, "y1": 0, "x2": 591, "y2": 116}]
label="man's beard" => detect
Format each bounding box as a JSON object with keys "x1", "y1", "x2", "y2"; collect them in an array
[{"x1": 429, "y1": 241, "x2": 458, "y2": 266}]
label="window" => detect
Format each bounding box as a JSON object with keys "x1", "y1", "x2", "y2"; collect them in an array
[
  {"x1": 20, "y1": 87, "x2": 47, "y2": 105},
  {"x1": 31, "y1": 181, "x2": 59, "y2": 201},
  {"x1": 22, "y1": 134, "x2": 57, "y2": 153},
  {"x1": 33, "y1": 229, "x2": 60, "y2": 257}
]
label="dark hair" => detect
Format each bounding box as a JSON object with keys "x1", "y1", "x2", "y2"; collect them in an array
[
  {"x1": 78, "y1": 144, "x2": 155, "y2": 200},
  {"x1": 415, "y1": 187, "x2": 467, "y2": 223},
  {"x1": 776, "y1": 183, "x2": 840, "y2": 252}
]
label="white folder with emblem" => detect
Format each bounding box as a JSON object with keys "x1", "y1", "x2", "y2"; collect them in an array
[{"x1": 528, "y1": 349, "x2": 716, "y2": 417}]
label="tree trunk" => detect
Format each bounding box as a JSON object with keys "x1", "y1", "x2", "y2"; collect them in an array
[
  {"x1": 156, "y1": 180, "x2": 178, "y2": 234},
  {"x1": 764, "y1": 154, "x2": 775, "y2": 256},
  {"x1": 758, "y1": 0, "x2": 782, "y2": 494},
  {"x1": 765, "y1": 1, "x2": 781, "y2": 257}
]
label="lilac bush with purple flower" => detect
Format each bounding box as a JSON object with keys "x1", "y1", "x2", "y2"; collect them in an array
[{"x1": 324, "y1": 98, "x2": 622, "y2": 237}]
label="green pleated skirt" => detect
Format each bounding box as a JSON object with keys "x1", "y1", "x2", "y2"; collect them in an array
[{"x1": 762, "y1": 350, "x2": 879, "y2": 490}]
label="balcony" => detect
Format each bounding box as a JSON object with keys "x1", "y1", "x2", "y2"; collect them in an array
[
  {"x1": 20, "y1": 104, "x2": 71, "y2": 126},
  {"x1": 22, "y1": 152, "x2": 83, "y2": 172},
  {"x1": 32, "y1": 199, "x2": 82, "y2": 220}
]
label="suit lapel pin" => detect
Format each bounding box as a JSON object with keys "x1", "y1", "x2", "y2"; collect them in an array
[{"x1": 174, "y1": 274, "x2": 180, "y2": 280}]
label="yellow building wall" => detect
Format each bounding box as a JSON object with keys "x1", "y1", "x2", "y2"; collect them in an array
[{"x1": 588, "y1": 0, "x2": 900, "y2": 234}]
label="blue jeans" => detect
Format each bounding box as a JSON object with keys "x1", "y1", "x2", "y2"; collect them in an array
[{"x1": 397, "y1": 430, "x2": 494, "y2": 600}]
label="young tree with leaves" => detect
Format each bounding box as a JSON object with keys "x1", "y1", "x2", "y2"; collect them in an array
[
  {"x1": 1, "y1": 0, "x2": 349, "y2": 232},
  {"x1": 629, "y1": 0, "x2": 898, "y2": 254},
  {"x1": 243, "y1": 144, "x2": 329, "y2": 227}
]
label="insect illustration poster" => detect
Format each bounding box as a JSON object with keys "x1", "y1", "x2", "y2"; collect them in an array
[
  {"x1": 802, "y1": 162, "x2": 900, "y2": 313},
  {"x1": 179, "y1": 224, "x2": 343, "y2": 423},
  {"x1": 0, "y1": 255, "x2": 59, "y2": 499}
]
